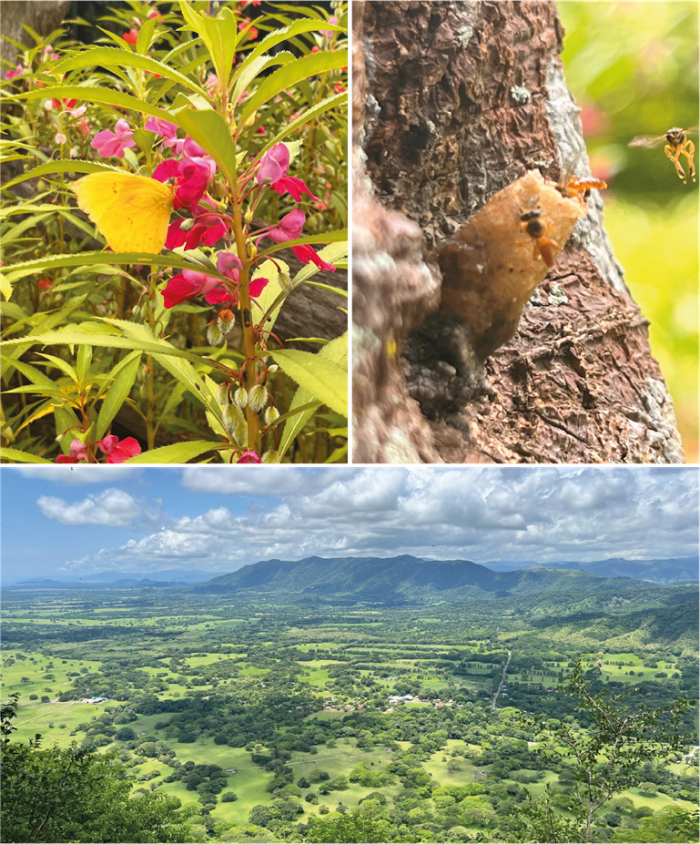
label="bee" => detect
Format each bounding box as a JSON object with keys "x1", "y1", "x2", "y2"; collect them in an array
[
  {"x1": 629, "y1": 127, "x2": 697, "y2": 184},
  {"x1": 557, "y1": 174, "x2": 608, "y2": 202},
  {"x1": 518, "y1": 208, "x2": 559, "y2": 268}
]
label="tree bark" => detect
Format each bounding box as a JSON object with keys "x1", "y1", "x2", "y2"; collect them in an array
[
  {"x1": 352, "y1": 0, "x2": 685, "y2": 464},
  {"x1": 0, "y1": 2, "x2": 71, "y2": 66}
]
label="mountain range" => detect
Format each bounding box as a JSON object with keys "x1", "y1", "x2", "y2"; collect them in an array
[
  {"x1": 189, "y1": 554, "x2": 665, "y2": 604},
  {"x1": 481, "y1": 556, "x2": 698, "y2": 583}
]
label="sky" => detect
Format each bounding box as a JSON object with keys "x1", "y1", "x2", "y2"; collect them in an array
[{"x1": 1, "y1": 466, "x2": 697, "y2": 581}]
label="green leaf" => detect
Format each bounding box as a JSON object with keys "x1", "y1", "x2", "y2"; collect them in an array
[
  {"x1": 261, "y1": 91, "x2": 346, "y2": 155},
  {"x1": 1, "y1": 330, "x2": 224, "y2": 375},
  {"x1": 136, "y1": 17, "x2": 156, "y2": 55},
  {"x1": 0, "y1": 447, "x2": 52, "y2": 464},
  {"x1": 0, "y1": 356, "x2": 55, "y2": 389},
  {"x1": 239, "y1": 19, "x2": 345, "y2": 75},
  {"x1": 95, "y1": 352, "x2": 141, "y2": 440},
  {"x1": 36, "y1": 353, "x2": 78, "y2": 383},
  {"x1": 272, "y1": 338, "x2": 347, "y2": 417},
  {"x1": 278, "y1": 333, "x2": 347, "y2": 457},
  {"x1": 179, "y1": 2, "x2": 239, "y2": 90},
  {"x1": 54, "y1": 403, "x2": 81, "y2": 454},
  {"x1": 1, "y1": 159, "x2": 124, "y2": 191},
  {"x1": 167, "y1": 102, "x2": 238, "y2": 187},
  {"x1": 251, "y1": 259, "x2": 287, "y2": 333},
  {"x1": 124, "y1": 440, "x2": 220, "y2": 464},
  {"x1": 2, "y1": 250, "x2": 231, "y2": 287},
  {"x1": 240, "y1": 48, "x2": 349, "y2": 125},
  {"x1": 51, "y1": 47, "x2": 206, "y2": 97},
  {"x1": 76, "y1": 345, "x2": 93, "y2": 381},
  {"x1": 256, "y1": 229, "x2": 348, "y2": 261}
]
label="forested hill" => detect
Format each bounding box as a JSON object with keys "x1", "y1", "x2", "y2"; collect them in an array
[{"x1": 190, "y1": 555, "x2": 655, "y2": 604}]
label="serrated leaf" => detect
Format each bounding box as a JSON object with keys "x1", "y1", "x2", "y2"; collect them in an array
[
  {"x1": 278, "y1": 332, "x2": 347, "y2": 457},
  {"x1": 272, "y1": 341, "x2": 347, "y2": 417},
  {"x1": 95, "y1": 352, "x2": 141, "y2": 441},
  {"x1": 0, "y1": 447, "x2": 53, "y2": 464},
  {"x1": 124, "y1": 440, "x2": 220, "y2": 464}
]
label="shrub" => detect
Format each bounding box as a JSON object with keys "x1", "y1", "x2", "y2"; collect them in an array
[{"x1": 1, "y1": 2, "x2": 348, "y2": 466}]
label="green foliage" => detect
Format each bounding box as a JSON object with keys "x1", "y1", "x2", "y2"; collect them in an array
[
  {"x1": 519, "y1": 658, "x2": 695, "y2": 843},
  {"x1": 1, "y1": 694, "x2": 196, "y2": 842},
  {"x1": 1, "y1": 0, "x2": 348, "y2": 464},
  {"x1": 612, "y1": 805, "x2": 700, "y2": 843},
  {"x1": 305, "y1": 808, "x2": 394, "y2": 843}
]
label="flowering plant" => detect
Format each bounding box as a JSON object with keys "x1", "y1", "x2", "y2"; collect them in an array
[{"x1": 1, "y1": 0, "x2": 348, "y2": 465}]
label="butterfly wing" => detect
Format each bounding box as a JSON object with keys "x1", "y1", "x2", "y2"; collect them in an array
[{"x1": 73, "y1": 173, "x2": 173, "y2": 254}]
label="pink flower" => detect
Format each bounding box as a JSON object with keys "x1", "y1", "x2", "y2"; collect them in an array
[
  {"x1": 292, "y1": 244, "x2": 336, "y2": 272},
  {"x1": 162, "y1": 269, "x2": 228, "y2": 309},
  {"x1": 148, "y1": 8, "x2": 164, "y2": 20},
  {"x1": 123, "y1": 29, "x2": 139, "y2": 45},
  {"x1": 166, "y1": 202, "x2": 230, "y2": 251},
  {"x1": 145, "y1": 116, "x2": 178, "y2": 141},
  {"x1": 256, "y1": 126, "x2": 266, "y2": 135},
  {"x1": 56, "y1": 439, "x2": 88, "y2": 464},
  {"x1": 257, "y1": 143, "x2": 289, "y2": 185},
  {"x1": 238, "y1": 18, "x2": 258, "y2": 40},
  {"x1": 38, "y1": 278, "x2": 53, "y2": 291},
  {"x1": 217, "y1": 252, "x2": 242, "y2": 278},
  {"x1": 321, "y1": 16, "x2": 338, "y2": 37},
  {"x1": 97, "y1": 435, "x2": 141, "y2": 463},
  {"x1": 205, "y1": 73, "x2": 220, "y2": 94},
  {"x1": 249, "y1": 276, "x2": 269, "y2": 297},
  {"x1": 54, "y1": 132, "x2": 67, "y2": 145},
  {"x1": 272, "y1": 175, "x2": 319, "y2": 202},
  {"x1": 216, "y1": 252, "x2": 267, "y2": 298},
  {"x1": 91, "y1": 118, "x2": 136, "y2": 158},
  {"x1": 237, "y1": 450, "x2": 262, "y2": 463},
  {"x1": 5, "y1": 64, "x2": 26, "y2": 80},
  {"x1": 268, "y1": 208, "x2": 305, "y2": 243},
  {"x1": 153, "y1": 156, "x2": 214, "y2": 210}
]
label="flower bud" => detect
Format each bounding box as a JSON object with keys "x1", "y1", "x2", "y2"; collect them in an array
[
  {"x1": 217, "y1": 309, "x2": 235, "y2": 331},
  {"x1": 180, "y1": 218, "x2": 195, "y2": 232},
  {"x1": 207, "y1": 323, "x2": 223, "y2": 346},
  {"x1": 264, "y1": 406, "x2": 280, "y2": 426},
  {"x1": 247, "y1": 384, "x2": 268, "y2": 412},
  {"x1": 244, "y1": 208, "x2": 253, "y2": 225},
  {"x1": 268, "y1": 364, "x2": 279, "y2": 373},
  {"x1": 217, "y1": 384, "x2": 229, "y2": 406},
  {"x1": 279, "y1": 271, "x2": 293, "y2": 294},
  {"x1": 234, "y1": 386, "x2": 248, "y2": 409},
  {"x1": 261, "y1": 449, "x2": 280, "y2": 464},
  {"x1": 223, "y1": 402, "x2": 245, "y2": 439}
]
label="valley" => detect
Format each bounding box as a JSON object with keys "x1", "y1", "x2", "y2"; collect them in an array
[{"x1": 2, "y1": 558, "x2": 698, "y2": 843}]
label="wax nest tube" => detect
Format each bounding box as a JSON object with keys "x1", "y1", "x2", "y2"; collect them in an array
[{"x1": 438, "y1": 170, "x2": 588, "y2": 360}]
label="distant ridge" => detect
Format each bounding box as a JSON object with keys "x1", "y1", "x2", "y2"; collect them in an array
[
  {"x1": 190, "y1": 555, "x2": 654, "y2": 604},
  {"x1": 482, "y1": 556, "x2": 698, "y2": 583}
]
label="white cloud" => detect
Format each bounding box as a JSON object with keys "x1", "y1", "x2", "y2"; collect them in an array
[
  {"x1": 56, "y1": 467, "x2": 697, "y2": 574},
  {"x1": 181, "y1": 466, "x2": 360, "y2": 496},
  {"x1": 14, "y1": 466, "x2": 142, "y2": 485},
  {"x1": 38, "y1": 489, "x2": 161, "y2": 528}
]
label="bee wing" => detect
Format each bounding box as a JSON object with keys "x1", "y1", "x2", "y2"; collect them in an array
[{"x1": 629, "y1": 134, "x2": 667, "y2": 149}]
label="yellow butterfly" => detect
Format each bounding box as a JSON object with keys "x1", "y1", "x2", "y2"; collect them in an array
[{"x1": 73, "y1": 171, "x2": 175, "y2": 254}]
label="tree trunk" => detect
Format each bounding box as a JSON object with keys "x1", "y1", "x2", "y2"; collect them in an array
[
  {"x1": 0, "y1": 2, "x2": 71, "y2": 66},
  {"x1": 352, "y1": 0, "x2": 685, "y2": 464}
]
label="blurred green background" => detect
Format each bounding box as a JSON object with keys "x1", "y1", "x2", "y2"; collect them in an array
[{"x1": 558, "y1": 1, "x2": 699, "y2": 461}]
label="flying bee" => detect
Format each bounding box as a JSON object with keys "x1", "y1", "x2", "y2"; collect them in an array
[
  {"x1": 517, "y1": 207, "x2": 559, "y2": 268},
  {"x1": 629, "y1": 127, "x2": 697, "y2": 184}
]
